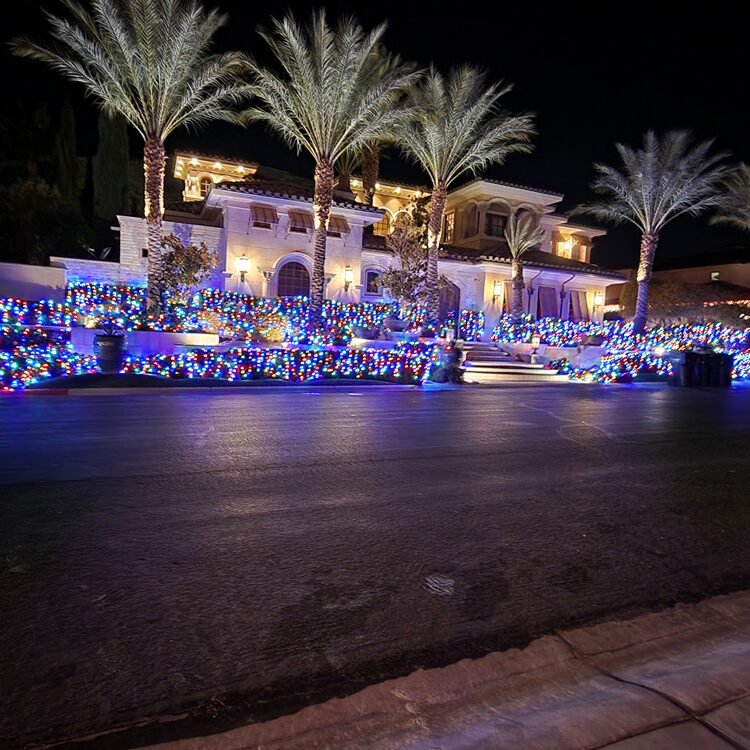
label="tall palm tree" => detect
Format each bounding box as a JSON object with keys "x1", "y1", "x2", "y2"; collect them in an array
[
  {"x1": 12, "y1": 0, "x2": 251, "y2": 313},
  {"x1": 397, "y1": 66, "x2": 534, "y2": 324},
  {"x1": 245, "y1": 11, "x2": 419, "y2": 326},
  {"x1": 712, "y1": 163, "x2": 750, "y2": 231},
  {"x1": 504, "y1": 213, "x2": 545, "y2": 321},
  {"x1": 575, "y1": 131, "x2": 729, "y2": 333}
]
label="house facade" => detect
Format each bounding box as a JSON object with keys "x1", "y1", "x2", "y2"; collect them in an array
[{"x1": 50, "y1": 151, "x2": 625, "y2": 337}]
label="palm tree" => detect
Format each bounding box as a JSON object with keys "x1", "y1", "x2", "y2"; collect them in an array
[
  {"x1": 712, "y1": 163, "x2": 750, "y2": 231},
  {"x1": 504, "y1": 213, "x2": 545, "y2": 321},
  {"x1": 575, "y1": 131, "x2": 729, "y2": 333},
  {"x1": 245, "y1": 11, "x2": 419, "y2": 326},
  {"x1": 397, "y1": 66, "x2": 534, "y2": 325},
  {"x1": 12, "y1": 0, "x2": 251, "y2": 314}
]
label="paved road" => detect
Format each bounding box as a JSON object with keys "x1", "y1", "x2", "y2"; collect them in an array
[{"x1": 2, "y1": 384, "x2": 750, "y2": 748}]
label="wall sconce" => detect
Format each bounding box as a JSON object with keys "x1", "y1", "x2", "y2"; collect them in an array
[
  {"x1": 531, "y1": 333, "x2": 541, "y2": 354},
  {"x1": 594, "y1": 291, "x2": 604, "y2": 309},
  {"x1": 344, "y1": 265, "x2": 354, "y2": 291},
  {"x1": 236, "y1": 253, "x2": 251, "y2": 282},
  {"x1": 492, "y1": 280, "x2": 503, "y2": 304}
]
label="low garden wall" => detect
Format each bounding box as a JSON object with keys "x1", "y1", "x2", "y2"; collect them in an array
[{"x1": 0, "y1": 261, "x2": 67, "y2": 303}]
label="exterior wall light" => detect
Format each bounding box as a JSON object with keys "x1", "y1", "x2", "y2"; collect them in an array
[
  {"x1": 594, "y1": 291, "x2": 604, "y2": 309},
  {"x1": 344, "y1": 265, "x2": 354, "y2": 291},
  {"x1": 531, "y1": 334, "x2": 541, "y2": 354},
  {"x1": 236, "y1": 253, "x2": 251, "y2": 282},
  {"x1": 492, "y1": 280, "x2": 503, "y2": 304}
]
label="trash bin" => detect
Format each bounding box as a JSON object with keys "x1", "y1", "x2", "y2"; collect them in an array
[{"x1": 668, "y1": 350, "x2": 732, "y2": 387}]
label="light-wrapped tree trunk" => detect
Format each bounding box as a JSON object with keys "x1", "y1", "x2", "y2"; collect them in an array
[
  {"x1": 310, "y1": 158, "x2": 334, "y2": 327},
  {"x1": 425, "y1": 181, "x2": 447, "y2": 325},
  {"x1": 361, "y1": 145, "x2": 379, "y2": 206},
  {"x1": 144, "y1": 136, "x2": 166, "y2": 315},
  {"x1": 511, "y1": 259, "x2": 525, "y2": 320},
  {"x1": 632, "y1": 231, "x2": 659, "y2": 333}
]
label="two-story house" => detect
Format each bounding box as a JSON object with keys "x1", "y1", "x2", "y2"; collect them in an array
[{"x1": 50, "y1": 150, "x2": 625, "y2": 336}]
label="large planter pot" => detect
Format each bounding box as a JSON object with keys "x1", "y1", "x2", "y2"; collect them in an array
[
  {"x1": 94, "y1": 334, "x2": 125, "y2": 373},
  {"x1": 384, "y1": 317, "x2": 408, "y2": 332}
]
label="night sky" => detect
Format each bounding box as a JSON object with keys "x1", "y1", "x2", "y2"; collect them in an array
[{"x1": 4, "y1": 1, "x2": 749, "y2": 270}]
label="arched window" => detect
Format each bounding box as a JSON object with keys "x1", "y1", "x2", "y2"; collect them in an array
[
  {"x1": 199, "y1": 177, "x2": 212, "y2": 197},
  {"x1": 277, "y1": 261, "x2": 310, "y2": 298},
  {"x1": 373, "y1": 211, "x2": 391, "y2": 236},
  {"x1": 365, "y1": 270, "x2": 381, "y2": 295}
]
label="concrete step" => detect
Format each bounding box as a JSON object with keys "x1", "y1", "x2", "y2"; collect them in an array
[
  {"x1": 462, "y1": 370, "x2": 571, "y2": 384},
  {"x1": 462, "y1": 353, "x2": 515, "y2": 363},
  {"x1": 463, "y1": 360, "x2": 548, "y2": 371},
  {"x1": 461, "y1": 358, "x2": 569, "y2": 384}
]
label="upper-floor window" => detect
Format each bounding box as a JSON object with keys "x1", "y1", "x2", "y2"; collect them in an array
[
  {"x1": 556, "y1": 239, "x2": 574, "y2": 258},
  {"x1": 443, "y1": 212, "x2": 455, "y2": 244},
  {"x1": 288, "y1": 210, "x2": 314, "y2": 233},
  {"x1": 373, "y1": 212, "x2": 391, "y2": 236},
  {"x1": 199, "y1": 177, "x2": 212, "y2": 197},
  {"x1": 327, "y1": 216, "x2": 349, "y2": 238},
  {"x1": 485, "y1": 212, "x2": 507, "y2": 237}
]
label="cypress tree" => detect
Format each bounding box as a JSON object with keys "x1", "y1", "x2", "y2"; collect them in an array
[
  {"x1": 93, "y1": 110, "x2": 129, "y2": 224},
  {"x1": 54, "y1": 101, "x2": 77, "y2": 198}
]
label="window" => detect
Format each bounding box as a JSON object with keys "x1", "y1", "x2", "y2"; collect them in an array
[
  {"x1": 277, "y1": 262, "x2": 310, "y2": 298},
  {"x1": 442, "y1": 212, "x2": 455, "y2": 243},
  {"x1": 484, "y1": 212, "x2": 506, "y2": 237},
  {"x1": 288, "y1": 211, "x2": 314, "y2": 233},
  {"x1": 327, "y1": 216, "x2": 349, "y2": 238},
  {"x1": 199, "y1": 177, "x2": 212, "y2": 197},
  {"x1": 250, "y1": 204, "x2": 278, "y2": 229},
  {"x1": 556, "y1": 239, "x2": 573, "y2": 258},
  {"x1": 365, "y1": 270, "x2": 381, "y2": 295},
  {"x1": 373, "y1": 212, "x2": 391, "y2": 236},
  {"x1": 141, "y1": 248, "x2": 148, "y2": 258}
]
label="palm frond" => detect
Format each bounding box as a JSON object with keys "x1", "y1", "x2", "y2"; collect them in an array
[
  {"x1": 504, "y1": 212, "x2": 545, "y2": 260},
  {"x1": 396, "y1": 66, "x2": 534, "y2": 189},
  {"x1": 245, "y1": 9, "x2": 420, "y2": 164},
  {"x1": 711, "y1": 163, "x2": 750, "y2": 231},
  {"x1": 11, "y1": 0, "x2": 251, "y2": 141},
  {"x1": 574, "y1": 130, "x2": 730, "y2": 232}
]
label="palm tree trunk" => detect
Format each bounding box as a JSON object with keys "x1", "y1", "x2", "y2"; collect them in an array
[
  {"x1": 143, "y1": 136, "x2": 166, "y2": 315},
  {"x1": 361, "y1": 144, "x2": 379, "y2": 206},
  {"x1": 425, "y1": 181, "x2": 447, "y2": 326},
  {"x1": 337, "y1": 166, "x2": 352, "y2": 194},
  {"x1": 310, "y1": 158, "x2": 334, "y2": 328},
  {"x1": 632, "y1": 231, "x2": 659, "y2": 333},
  {"x1": 511, "y1": 258, "x2": 525, "y2": 321}
]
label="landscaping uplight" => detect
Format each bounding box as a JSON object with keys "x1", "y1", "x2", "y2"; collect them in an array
[{"x1": 236, "y1": 254, "x2": 251, "y2": 282}]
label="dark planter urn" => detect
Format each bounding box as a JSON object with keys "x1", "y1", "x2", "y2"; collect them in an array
[{"x1": 94, "y1": 334, "x2": 125, "y2": 373}]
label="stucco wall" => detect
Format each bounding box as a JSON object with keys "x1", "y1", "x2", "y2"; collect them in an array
[{"x1": 0, "y1": 261, "x2": 67, "y2": 302}]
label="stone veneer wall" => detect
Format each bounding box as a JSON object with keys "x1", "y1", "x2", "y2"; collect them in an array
[{"x1": 51, "y1": 217, "x2": 225, "y2": 286}]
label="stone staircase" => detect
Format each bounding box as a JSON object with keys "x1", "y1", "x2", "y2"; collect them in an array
[{"x1": 460, "y1": 341, "x2": 570, "y2": 384}]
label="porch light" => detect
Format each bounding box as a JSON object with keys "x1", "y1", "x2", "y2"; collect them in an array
[
  {"x1": 236, "y1": 254, "x2": 251, "y2": 282},
  {"x1": 594, "y1": 291, "x2": 604, "y2": 308},
  {"x1": 492, "y1": 280, "x2": 503, "y2": 304},
  {"x1": 395, "y1": 186, "x2": 401, "y2": 193},
  {"x1": 213, "y1": 161, "x2": 222, "y2": 169},
  {"x1": 190, "y1": 157, "x2": 198, "y2": 165},
  {"x1": 344, "y1": 265, "x2": 354, "y2": 291}
]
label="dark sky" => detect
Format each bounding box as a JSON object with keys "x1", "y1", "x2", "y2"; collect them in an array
[{"x1": 5, "y1": 1, "x2": 749, "y2": 270}]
